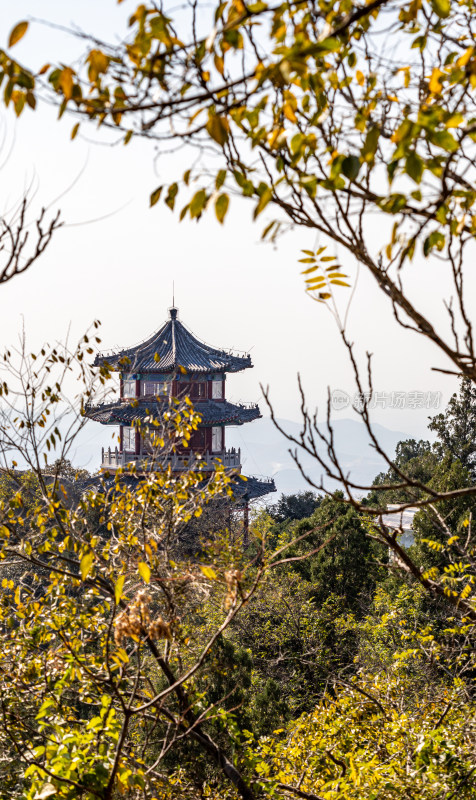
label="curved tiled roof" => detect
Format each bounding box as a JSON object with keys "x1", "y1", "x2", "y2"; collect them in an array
[
  {"x1": 95, "y1": 308, "x2": 252, "y2": 374},
  {"x1": 93, "y1": 472, "x2": 276, "y2": 501},
  {"x1": 85, "y1": 399, "x2": 261, "y2": 427},
  {"x1": 229, "y1": 474, "x2": 276, "y2": 501}
]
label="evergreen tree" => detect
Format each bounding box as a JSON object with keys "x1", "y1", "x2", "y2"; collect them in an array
[{"x1": 428, "y1": 378, "x2": 476, "y2": 477}]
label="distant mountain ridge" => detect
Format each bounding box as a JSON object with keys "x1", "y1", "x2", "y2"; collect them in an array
[{"x1": 227, "y1": 417, "x2": 410, "y2": 496}]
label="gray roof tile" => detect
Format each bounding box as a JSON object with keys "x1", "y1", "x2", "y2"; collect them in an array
[
  {"x1": 86, "y1": 399, "x2": 261, "y2": 427},
  {"x1": 95, "y1": 307, "x2": 252, "y2": 374}
]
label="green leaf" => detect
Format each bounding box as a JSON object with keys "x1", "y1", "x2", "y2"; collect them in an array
[
  {"x1": 362, "y1": 127, "x2": 380, "y2": 162},
  {"x1": 342, "y1": 155, "x2": 361, "y2": 181},
  {"x1": 430, "y1": 130, "x2": 458, "y2": 153},
  {"x1": 115, "y1": 575, "x2": 126, "y2": 604},
  {"x1": 138, "y1": 561, "x2": 151, "y2": 583},
  {"x1": 300, "y1": 175, "x2": 317, "y2": 198},
  {"x1": 8, "y1": 21, "x2": 28, "y2": 48},
  {"x1": 80, "y1": 551, "x2": 94, "y2": 581},
  {"x1": 313, "y1": 37, "x2": 340, "y2": 54},
  {"x1": 430, "y1": 0, "x2": 451, "y2": 17},
  {"x1": 405, "y1": 151, "x2": 424, "y2": 183},
  {"x1": 330, "y1": 154, "x2": 344, "y2": 180},
  {"x1": 423, "y1": 230, "x2": 445, "y2": 256},
  {"x1": 215, "y1": 193, "x2": 229, "y2": 224},
  {"x1": 380, "y1": 193, "x2": 407, "y2": 213}
]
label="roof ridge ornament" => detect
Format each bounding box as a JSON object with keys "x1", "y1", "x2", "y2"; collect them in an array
[{"x1": 94, "y1": 307, "x2": 253, "y2": 374}]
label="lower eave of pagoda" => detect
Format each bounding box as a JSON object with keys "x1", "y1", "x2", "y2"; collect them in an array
[
  {"x1": 86, "y1": 399, "x2": 261, "y2": 427},
  {"x1": 98, "y1": 450, "x2": 276, "y2": 501}
]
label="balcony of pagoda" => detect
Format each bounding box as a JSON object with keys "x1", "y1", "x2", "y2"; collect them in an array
[{"x1": 101, "y1": 446, "x2": 242, "y2": 472}]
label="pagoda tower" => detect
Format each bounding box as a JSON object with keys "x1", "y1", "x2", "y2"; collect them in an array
[{"x1": 86, "y1": 307, "x2": 275, "y2": 502}]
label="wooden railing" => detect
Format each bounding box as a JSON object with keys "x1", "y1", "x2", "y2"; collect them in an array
[{"x1": 101, "y1": 447, "x2": 241, "y2": 471}]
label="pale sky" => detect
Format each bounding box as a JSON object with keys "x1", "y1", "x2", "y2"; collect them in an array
[{"x1": 0, "y1": 0, "x2": 469, "y2": 473}]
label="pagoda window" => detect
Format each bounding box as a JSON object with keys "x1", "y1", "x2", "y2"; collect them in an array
[
  {"x1": 123, "y1": 426, "x2": 135, "y2": 451},
  {"x1": 211, "y1": 426, "x2": 222, "y2": 452},
  {"x1": 142, "y1": 427, "x2": 159, "y2": 450},
  {"x1": 190, "y1": 429, "x2": 205, "y2": 449},
  {"x1": 189, "y1": 381, "x2": 206, "y2": 399},
  {"x1": 123, "y1": 380, "x2": 136, "y2": 398},
  {"x1": 142, "y1": 380, "x2": 169, "y2": 397},
  {"x1": 212, "y1": 379, "x2": 223, "y2": 399}
]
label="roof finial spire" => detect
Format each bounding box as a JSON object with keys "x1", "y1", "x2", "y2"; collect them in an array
[{"x1": 170, "y1": 282, "x2": 178, "y2": 319}]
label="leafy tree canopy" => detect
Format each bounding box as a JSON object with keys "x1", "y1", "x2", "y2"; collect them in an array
[
  {"x1": 3, "y1": 0, "x2": 476, "y2": 382},
  {"x1": 266, "y1": 490, "x2": 322, "y2": 522}
]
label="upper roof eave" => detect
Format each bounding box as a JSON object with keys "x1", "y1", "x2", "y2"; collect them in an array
[{"x1": 94, "y1": 308, "x2": 253, "y2": 374}]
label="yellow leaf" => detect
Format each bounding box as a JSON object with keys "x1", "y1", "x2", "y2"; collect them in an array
[
  {"x1": 200, "y1": 565, "x2": 217, "y2": 579},
  {"x1": 429, "y1": 68, "x2": 443, "y2": 94},
  {"x1": 8, "y1": 21, "x2": 28, "y2": 48},
  {"x1": 206, "y1": 115, "x2": 229, "y2": 145},
  {"x1": 114, "y1": 575, "x2": 125, "y2": 604},
  {"x1": 80, "y1": 551, "x2": 94, "y2": 581},
  {"x1": 330, "y1": 279, "x2": 351, "y2": 287},
  {"x1": 138, "y1": 561, "x2": 151, "y2": 583},
  {"x1": 446, "y1": 113, "x2": 463, "y2": 128},
  {"x1": 356, "y1": 70, "x2": 365, "y2": 86},
  {"x1": 88, "y1": 49, "x2": 109, "y2": 81},
  {"x1": 214, "y1": 54, "x2": 225, "y2": 76},
  {"x1": 456, "y1": 46, "x2": 473, "y2": 68},
  {"x1": 59, "y1": 67, "x2": 74, "y2": 100},
  {"x1": 283, "y1": 102, "x2": 297, "y2": 123}
]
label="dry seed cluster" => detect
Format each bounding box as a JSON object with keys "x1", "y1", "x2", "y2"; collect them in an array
[{"x1": 114, "y1": 589, "x2": 171, "y2": 644}]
